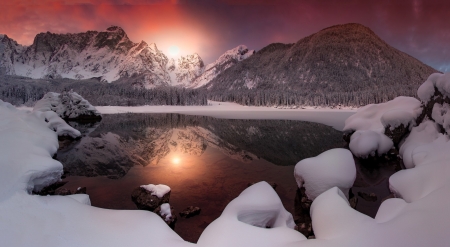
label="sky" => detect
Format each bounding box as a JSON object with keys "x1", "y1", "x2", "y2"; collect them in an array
[{"x1": 1, "y1": 0, "x2": 449, "y2": 72}]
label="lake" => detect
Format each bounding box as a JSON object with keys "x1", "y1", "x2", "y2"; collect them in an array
[{"x1": 56, "y1": 113, "x2": 398, "y2": 243}]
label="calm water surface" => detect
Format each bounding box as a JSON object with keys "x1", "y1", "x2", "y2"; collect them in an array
[{"x1": 57, "y1": 114, "x2": 396, "y2": 242}]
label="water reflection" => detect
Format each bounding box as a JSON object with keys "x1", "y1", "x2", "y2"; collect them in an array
[{"x1": 57, "y1": 114, "x2": 345, "y2": 178}]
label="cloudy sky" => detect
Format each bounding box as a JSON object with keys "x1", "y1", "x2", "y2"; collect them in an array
[{"x1": 1, "y1": 0, "x2": 449, "y2": 71}]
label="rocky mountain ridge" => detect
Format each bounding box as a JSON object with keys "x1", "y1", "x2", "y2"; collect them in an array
[{"x1": 0, "y1": 26, "x2": 253, "y2": 89}]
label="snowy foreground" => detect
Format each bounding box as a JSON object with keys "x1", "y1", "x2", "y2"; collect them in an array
[{"x1": 2, "y1": 73, "x2": 450, "y2": 247}]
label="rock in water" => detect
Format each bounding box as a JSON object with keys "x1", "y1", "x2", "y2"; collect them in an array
[
  {"x1": 179, "y1": 206, "x2": 201, "y2": 218},
  {"x1": 131, "y1": 185, "x2": 171, "y2": 211}
]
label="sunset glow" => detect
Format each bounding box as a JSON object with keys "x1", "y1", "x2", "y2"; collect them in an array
[
  {"x1": 172, "y1": 157, "x2": 181, "y2": 165},
  {"x1": 0, "y1": 0, "x2": 448, "y2": 68},
  {"x1": 168, "y1": 45, "x2": 180, "y2": 57}
]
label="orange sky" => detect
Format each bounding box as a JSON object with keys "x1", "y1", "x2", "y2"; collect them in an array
[{"x1": 1, "y1": 0, "x2": 449, "y2": 70}]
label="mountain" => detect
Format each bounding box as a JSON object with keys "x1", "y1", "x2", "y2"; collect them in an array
[
  {"x1": 189, "y1": 45, "x2": 254, "y2": 88},
  {"x1": 206, "y1": 23, "x2": 439, "y2": 106},
  {"x1": 167, "y1": 53, "x2": 205, "y2": 87},
  {"x1": 0, "y1": 27, "x2": 253, "y2": 89}
]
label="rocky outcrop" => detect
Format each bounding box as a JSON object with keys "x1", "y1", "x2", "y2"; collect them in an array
[{"x1": 33, "y1": 90, "x2": 102, "y2": 121}]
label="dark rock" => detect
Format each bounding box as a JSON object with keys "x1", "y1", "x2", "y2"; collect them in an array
[
  {"x1": 384, "y1": 123, "x2": 409, "y2": 147},
  {"x1": 154, "y1": 205, "x2": 177, "y2": 229},
  {"x1": 179, "y1": 206, "x2": 201, "y2": 218},
  {"x1": 295, "y1": 222, "x2": 313, "y2": 237},
  {"x1": 74, "y1": 187, "x2": 87, "y2": 194},
  {"x1": 54, "y1": 187, "x2": 73, "y2": 195},
  {"x1": 349, "y1": 196, "x2": 358, "y2": 209},
  {"x1": 294, "y1": 187, "x2": 314, "y2": 237},
  {"x1": 131, "y1": 187, "x2": 170, "y2": 211},
  {"x1": 247, "y1": 182, "x2": 277, "y2": 190},
  {"x1": 358, "y1": 191, "x2": 378, "y2": 202},
  {"x1": 33, "y1": 181, "x2": 68, "y2": 195}
]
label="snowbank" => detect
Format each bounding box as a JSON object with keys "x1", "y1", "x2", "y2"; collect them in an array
[
  {"x1": 33, "y1": 90, "x2": 102, "y2": 120},
  {"x1": 343, "y1": 96, "x2": 421, "y2": 157},
  {"x1": 294, "y1": 149, "x2": 356, "y2": 200},
  {"x1": 417, "y1": 73, "x2": 450, "y2": 103},
  {"x1": 140, "y1": 184, "x2": 171, "y2": 198},
  {"x1": 197, "y1": 181, "x2": 306, "y2": 247},
  {"x1": 349, "y1": 130, "x2": 393, "y2": 158},
  {"x1": 0, "y1": 101, "x2": 192, "y2": 247}
]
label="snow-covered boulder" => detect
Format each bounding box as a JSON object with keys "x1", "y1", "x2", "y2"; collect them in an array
[
  {"x1": 343, "y1": 96, "x2": 422, "y2": 157},
  {"x1": 131, "y1": 184, "x2": 171, "y2": 211},
  {"x1": 294, "y1": 149, "x2": 356, "y2": 200},
  {"x1": 197, "y1": 181, "x2": 305, "y2": 247},
  {"x1": 33, "y1": 90, "x2": 102, "y2": 121},
  {"x1": 416, "y1": 73, "x2": 450, "y2": 133}
]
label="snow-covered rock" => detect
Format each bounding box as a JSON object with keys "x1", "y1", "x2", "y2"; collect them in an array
[
  {"x1": 131, "y1": 184, "x2": 171, "y2": 211},
  {"x1": 33, "y1": 90, "x2": 101, "y2": 120},
  {"x1": 417, "y1": 73, "x2": 450, "y2": 103},
  {"x1": 294, "y1": 149, "x2": 356, "y2": 200},
  {"x1": 154, "y1": 203, "x2": 177, "y2": 229},
  {"x1": 343, "y1": 96, "x2": 422, "y2": 157},
  {"x1": 140, "y1": 184, "x2": 171, "y2": 198},
  {"x1": 190, "y1": 45, "x2": 254, "y2": 88},
  {"x1": 197, "y1": 181, "x2": 305, "y2": 247}
]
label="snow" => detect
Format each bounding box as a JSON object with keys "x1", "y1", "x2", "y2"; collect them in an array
[
  {"x1": 399, "y1": 120, "x2": 442, "y2": 169},
  {"x1": 96, "y1": 101, "x2": 356, "y2": 131},
  {"x1": 344, "y1": 96, "x2": 421, "y2": 132},
  {"x1": 197, "y1": 181, "x2": 306, "y2": 247},
  {"x1": 294, "y1": 149, "x2": 356, "y2": 200},
  {"x1": 349, "y1": 130, "x2": 393, "y2": 158},
  {"x1": 0, "y1": 100, "x2": 192, "y2": 247},
  {"x1": 33, "y1": 90, "x2": 101, "y2": 120},
  {"x1": 343, "y1": 96, "x2": 421, "y2": 157},
  {"x1": 189, "y1": 45, "x2": 254, "y2": 88},
  {"x1": 140, "y1": 184, "x2": 171, "y2": 198},
  {"x1": 160, "y1": 203, "x2": 172, "y2": 221},
  {"x1": 431, "y1": 102, "x2": 450, "y2": 133},
  {"x1": 417, "y1": 73, "x2": 450, "y2": 103}
]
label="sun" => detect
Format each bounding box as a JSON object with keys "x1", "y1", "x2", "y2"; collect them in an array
[
  {"x1": 172, "y1": 157, "x2": 180, "y2": 165},
  {"x1": 168, "y1": 45, "x2": 180, "y2": 57}
]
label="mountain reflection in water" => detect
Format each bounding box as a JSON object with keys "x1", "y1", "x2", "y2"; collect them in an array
[{"x1": 57, "y1": 114, "x2": 345, "y2": 243}]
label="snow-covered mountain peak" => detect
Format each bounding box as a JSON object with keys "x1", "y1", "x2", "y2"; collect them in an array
[
  {"x1": 167, "y1": 53, "x2": 205, "y2": 86},
  {"x1": 188, "y1": 45, "x2": 255, "y2": 88},
  {"x1": 0, "y1": 28, "x2": 251, "y2": 88}
]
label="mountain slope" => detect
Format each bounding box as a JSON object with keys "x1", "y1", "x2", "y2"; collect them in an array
[
  {"x1": 206, "y1": 23, "x2": 439, "y2": 106},
  {"x1": 189, "y1": 45, "x2": 254, "y2": 88}
]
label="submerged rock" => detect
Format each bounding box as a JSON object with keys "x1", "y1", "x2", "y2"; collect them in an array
[
  {"x1": 358, "y1": 191, "x2": 378, "y2": 202},
  {"x1": 179, "y1": 206, "x2": 201, "y2": 218}
]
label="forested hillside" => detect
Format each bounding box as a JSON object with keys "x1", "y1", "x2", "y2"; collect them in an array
[{"x1": 207, "y1": 23, "x2": 438, "y2": 107}]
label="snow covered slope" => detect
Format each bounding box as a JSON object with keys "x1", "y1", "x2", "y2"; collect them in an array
[
  {"x1": 167, "y1": 54, "x2": 205, "y2": 87},
  {"x1": 189, "y1": 45, "x2": 254, "y2": 88},
  {"x1": 0, "y1": 28, "x2": 253, "y2": 89}
]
